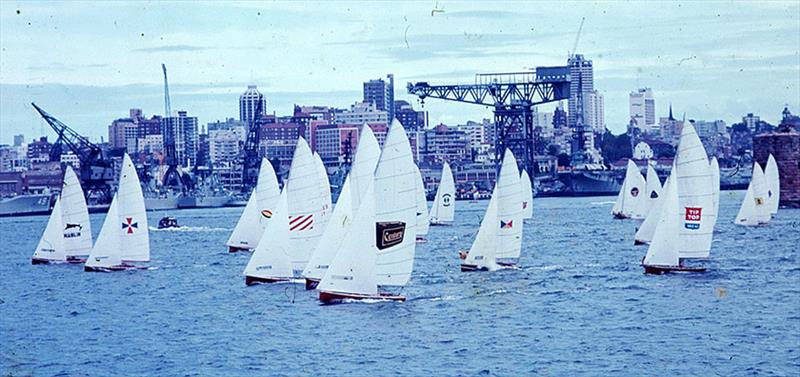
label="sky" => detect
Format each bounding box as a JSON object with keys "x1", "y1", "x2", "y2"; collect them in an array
[{"x1": 1, "y1": 1, "x2": 798, "y2": 145}]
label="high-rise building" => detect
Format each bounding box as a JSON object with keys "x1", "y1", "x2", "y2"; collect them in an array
[
  {"x1": 363, "y1": 74, "x2": 394, "y2": 123},
  {"x1": 163, "y1": 110, "x2": 199, "y2": 167},
  {"x1": 334, "y1": 101, "x2": 388, "y2": 126},
  {"x1": 742, "y1": 113, "x2": 760, "y2": 132},
  {"x1": 567, "y1": 54, "x2": 593, "y2": 129},
  {"x1": 239, "y1": 85, "x2": 266, "y2": 124},
  {"x1": 585, "y1": 90, "x2": 605, "y2": 133},
  {"x1": 629, "y1": 88, "x2": 656, "y2": 131},
  {"x1": 209, "y1": 126, "x2": 246, "y2": 167}
]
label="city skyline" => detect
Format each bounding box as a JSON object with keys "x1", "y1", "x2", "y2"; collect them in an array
[{"x1": 1, "y1": 1, "x2": 798, "y2": 144}]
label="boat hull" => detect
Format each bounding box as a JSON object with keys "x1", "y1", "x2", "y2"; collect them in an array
[
  {"x1": 228, "y1": 245, "x2": 253, "y2": 253},
  {"x1": 642, "y1": 264, "x2": 707, "y2": 274},
  {"x1": 305, "y1": 278, "x2": 320, "y2": 290},
  {"x1": 32, "y1": 256, "x2": 87, "y2": 265},
  {"x1": 84, "y1": 264, "x2": 149, "y2": 272},
  {"x1": 245, "y1": 275, "x2": 291, "y2": 286},
  {"x1": 460, "y1": 263, "x2": 489, "y2": 272},
  {"x1": 318, "y1": 290, "x2": 406, "y2": 303},
  {"x1": 633, "y1": 239, "x2": 648, "y2": 246},
  {"x1": 416, "y1": 236, "x2": 427, "y2": 243},
  {"x1": 429, "y1": 221, "x2": 452, "y2": 227}
]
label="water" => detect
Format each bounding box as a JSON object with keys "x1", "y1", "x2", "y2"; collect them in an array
[{"x1": 1, "y1": 192, "x2": 798, "y2": 376}]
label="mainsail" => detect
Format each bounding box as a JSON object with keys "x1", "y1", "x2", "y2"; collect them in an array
[
  {"x1": 675, "y1": 124, "x2": 716, "y2": 259},
  {"x1": 226, "y1": 158, "x2": 280, "y2": 251},
  {"x1": 430, "y1": 161, "x2": 455, "y2": 225},
  {"x1": 520, "y1": 169, "x2": 533, "y2": 219},
  {"x1": 374, "y1": 120, "x2": 418, "y2": 286}
]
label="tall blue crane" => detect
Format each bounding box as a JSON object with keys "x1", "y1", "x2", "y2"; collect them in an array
[{"x1": 407, "y1": 69, "x2": 570, "y2": 177}]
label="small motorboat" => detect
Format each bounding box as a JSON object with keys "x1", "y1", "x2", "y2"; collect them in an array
[{"x1": 157, "y1": 216, "x2": 179, "y2": 229}]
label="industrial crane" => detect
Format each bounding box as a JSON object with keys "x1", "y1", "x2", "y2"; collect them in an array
[
  {"x1": 240, "y1": 99, "x2": 265, "y2": 193},
  {"x1": 407, "y1": 70, "x2": 570, "y2": 177},
  {"x1": 31, "y1": 102, "x2": 115, "y2": 201},
  {"x1": 160, "y1": 64, "x2": 185, "y2": 190}
]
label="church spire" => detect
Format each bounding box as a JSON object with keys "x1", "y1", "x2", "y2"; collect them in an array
[{"x1": 668, "y1": 104, "x2": 674, "y2": 121}]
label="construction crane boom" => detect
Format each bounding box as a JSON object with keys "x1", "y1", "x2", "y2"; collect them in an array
[
  {"x1": 407, "y1": 70, "x2": 570, "y2": 178},
  {"x1": 570, "y1": 17, "x2": 585, "y2": 58},
  {"x1": 160, "y1": 64, "x2": 185, "y2": 189},
  {"x1": 31, "y1": 102, "x2": 114, "y2": 201}
]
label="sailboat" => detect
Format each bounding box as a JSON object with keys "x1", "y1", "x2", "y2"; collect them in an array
[
  {"x1": 318, "y1": 180, "x2": 405, "y2": 303},
  {"x1": 226, "y1": 158, "x2": 280, "y2": 252},
  {"x1": 84, "y1": 154, "x2": 150, "y2": 272},
  {"x1": 634, "y1": 174, "x2": 671, "y2": 246},
  {"x1": 710, "y1": 157, "x2": 720, "y2": 222},
  {"x1": 32, "y1": 165, "x2": 93, "y2": 264},
  {"x1": 374, "y1": 119, "x2": 418, "y2": 287},
  {"x1": 460, "y1": 149, "x2": 523, "y2": 271},
  {"x1": 611, "y1": 159, "x2": 647, "y2": 219},
  {"x1": 286, "y1": 137, "x2": 327, "y2": 274},
  {"x1": 243, "y1": 189, "x2": 294, "y2": 285},
  {"x1": 314, "y1": 152, "x2": 333, "y2": 232},
  {"x1": 675, "y1": 123, "x2": 716, "y2": 260},
  {"x1": 644, "y1": 163, "x2": 662, "y2": 216},
  {"x1": 414, "y1": 165, "x2": 430, "y2": 243},
  {"x1": 520, "y1": 169, "x2": 533, "y2": 219},
  {"x1": 302, "y1": 125, "x2": 380, "y2": 290},
  {"x1": 641, "y1": 171, "x2": 706, "y2": 274},
  {"x1": 734, "y1": 162, "x2": 771, "y2": 226},
  {"x1": 429, "y1": 161, "x2": 455, "y2": 226},
  {"x1": 764, "y1": 154, "x2": 780, "y2": 215}
]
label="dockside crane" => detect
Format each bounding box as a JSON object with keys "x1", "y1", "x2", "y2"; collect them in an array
[
  {"x1": 31, "y1": 102, "x2": 115, "y2": 201},
  {"x1": 407, "y1": 70, "x2": 570, "y2": 177},
  {"x1": 240, "y1": 99, "x2": 265, "y2": 193},
  {"x1": 160, "y1": 63, "x2": 187, "y2": 190}
]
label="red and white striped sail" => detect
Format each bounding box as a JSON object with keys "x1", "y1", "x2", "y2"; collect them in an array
[{"x1": 287, "y1": 137, "x2": 326, "y2": 272}]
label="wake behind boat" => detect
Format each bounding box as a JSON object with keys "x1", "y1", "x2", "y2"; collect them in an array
[{"x1": 84, "y1": 154, "x2": 151, "y2": 272}]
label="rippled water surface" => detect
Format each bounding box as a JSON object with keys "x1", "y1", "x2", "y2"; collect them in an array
[{"x1": 2, "y1": 192, "x2": 798, "y2": 376}]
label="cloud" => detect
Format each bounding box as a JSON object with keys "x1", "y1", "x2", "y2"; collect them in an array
[
  {"x1": 27, "y1": 63, "x2": 109, "y2": 72},
  {"x1": 132, "y1": 45, "x2": 209, "y2": 53}
]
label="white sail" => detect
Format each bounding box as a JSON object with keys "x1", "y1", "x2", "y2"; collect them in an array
[
  {"x1": 642, "y1": 171, "x2": 680, "y2": 267},
  {"x1": 302, "y1": 125, "x2": 379, "y2": 282},
  {"x1": 117, "y1": 154, "x2": 150, "y2": 262},
  {"x1": 350, "y1": 125, "x2": 381, "y2": 211},
  {"x1": 318, "y1": 180, "x2": 379, "y2": 296},
  {"x1": 675, "y1": 124, "x2": 715, "y2": 259},
  {"x1": 61, "y1": 165, "x2": 92, "y2": 258},
  {"x1": 244, "y1": 188, "x2": 294, "y2": 280},
  {"x1": 374, "y1": 120, "x2": 417, "y2": 286},
  {"x1": 495, "y1": 149, "x2": 523, "y2": 261},
  {"x1": 85, "y1": 194, "x2": 122, "y2": 268},
  {"x1": 635, "y1": 175, "x2": 671, "y2": 245},
  {"x1": 33, "y1": 196, "x2": 65, "y2": 262},
  {"x1": 464, "y1": 186, "x2": 500, "y2": 271},
  {"x1": 314, "y1": 152, "x2": 332, "y2": 232},
  {"x1": 287, "y1": 137, "x2": 325, "y2": 272},
  {"x1": 520, "y1": 169, "x2": 533, "y2": 219},
  {"x1": 612, "y1": 159, "x2": 647, "y2": 219},
  {"x1": 430, "y1": 161, "x2": 455, "y2": 224},
  {"x1": 414, "y1": 165, "x2": 430, "y2": 237},
  {"x1": 710, "y1": 157, "x2": 720, "y2": 222},
  {"x1": 302, "y1": 177, "x2": 353, "y2": 282},
  {"x1": 226, "y1": 158, "x2": 280, "y2": 250},
  {"x1": 735, "y1": 163, "x2": 770, "y2": 226},
  {"x1": 644, "y1": 164, "x2": 662, "y2": 216},
  {"x1": 765, "y1": 154, "x2": 780, "y2": 215}
]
